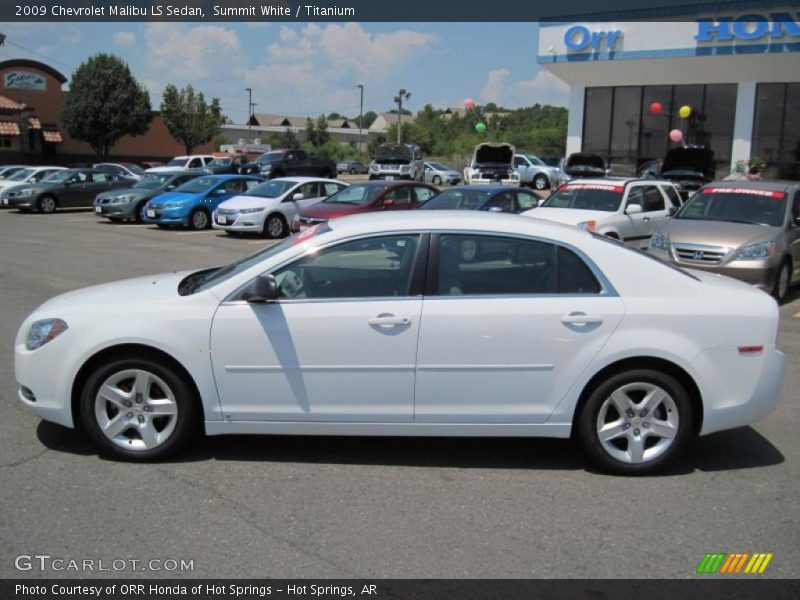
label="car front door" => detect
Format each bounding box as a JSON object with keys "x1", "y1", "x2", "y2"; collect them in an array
[
  {"x1": 638, "y1": 184, "x2": 671, "y2": 245},
  {"x1": 60, "y1": 171, "x2": 90, "y2": 206},
  {"x1": 414, "y1": 233, "x2": 625, "y2": 423},
  {"x1": 621, "y1": 185, "x2": 649, "y2": 244},
  {"x1": 210, "y1": 233, "x2": 425, "y2": 421}
]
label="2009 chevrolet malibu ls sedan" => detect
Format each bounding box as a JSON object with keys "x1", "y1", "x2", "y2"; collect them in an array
[{"x1": 15, "y1": 212, "x2": 785, "y2": 474}]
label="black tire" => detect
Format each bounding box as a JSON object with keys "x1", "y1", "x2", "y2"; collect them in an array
[
  {"x1": 533, "y1": 174, "x2": 549, "y2": 191},
  {"x1": 37, "y1": 195, "x2": 57, "y2": 214},
  {"x1": 772, "y1": 259, "x2": 791, "y2": 304},
  {"x1": 188, "y1": 208, "x2": 210, "y2": 230},
  {"x1": 263, "y1": 213, "x2": 287, "y2": 238},
  {"x1": 350, "y1": 168, "x2": 357, "y2": 175},
  {"x1": 79, "y1": 355, "x2": 199, "y2": 461},
  {"x1": 133, "y1": 201, "x2": 147, "y2": 223},
  {"x1": 432, "y1": 175, "x2": 442, "y2": 185},
  {"x1": 576, "y1": 368, "x2": 693, "y2": 475},
  {"x1": 324, "y1": 170, "x2": 335, "y2": 179}
]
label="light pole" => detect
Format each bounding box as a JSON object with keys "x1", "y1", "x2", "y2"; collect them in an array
[
  {"x1": 245, "y1": 87, "x2": 252, "y2": 142},
  {"x1": 356, "y1": 83, "x2": 364, "y2": 156},
  {"x1": 394, "y1": 88, "x2": 410, "y2": 144}
]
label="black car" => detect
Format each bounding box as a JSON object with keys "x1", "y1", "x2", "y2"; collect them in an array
[
  {"x1": 419, "y1": 184, "x2": 539, "y2": 213},
  {"x1": 241, "y1": 149, "x2": 337, "y2": 179},
  {"x1": 204, "y1": 155, "x2": 250, "y2": 175},
  {"x1": 657, "y1": 145, "x2": 715, "y2": 201},
  {"x1": 5, "y1": 168, "x2": 130, "y2": 213}
]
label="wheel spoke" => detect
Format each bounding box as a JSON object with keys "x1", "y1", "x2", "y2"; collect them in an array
[
  {"x1": 627, "y1": 435, "x2": 645, "y2": 463},
  {"x1": 104, "y1": 415, "x2": 130, "y2": 438},
  {"x1": 598, "y1": 419, "x2": 627, "y2": 443},
  {"x1": 639, "y1": 387, "x2": 666, "y2": 415},
  {"x1": 99, "y1": 384, "x2": 130, "y2": 409},
  {"x1": 138, "y1": 421, "x2": 160, "y2": 449},
  {"x1": 147, "y1": 398, "x2": 177, "y2": 416},
  {"x1": 610, "y1": 390, "x2": 632, "y2": 415},
  {"x1": 647, "y1": 419, "x2": 677, "y2": 440},
  {"x1": 133, "y1": 371, "x2": 151, "y2": 400}
]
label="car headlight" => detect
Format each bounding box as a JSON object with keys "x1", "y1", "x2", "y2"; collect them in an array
[
  {"x1": 260, "y1": 165, "x2": 272, "y2": 172},
  {"x1": 110, "y1": 195, "x2": 137, "y2": 204},
  {"x1": 577, "y1": 220, "x2": 597, "y2": 233},
  {"x1": 737, "y1": 241, "x2": 775, "y2": 260},
  {"x1": 16, "y1": 188, "x2": 36, "y2": 197},
  {"x1": 400, "y1": 165, "x2": 410, "y2": 172},
  {"x1": 369, "y1": 165, "x2": 379, "y2": 172},
  {"x1": 649, "y1": 230, "x2": 669, "y2": 252},
  {"x1": 239, "y1": 207, "x2": 264, "y2": 214},
  {"x1": 26, "y1": 318, "x2": 68, "y2": 351}
]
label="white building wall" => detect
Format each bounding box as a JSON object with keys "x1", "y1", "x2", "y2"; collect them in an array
[
  {"x1": 566, "y1": 86, "x2": 585, "y2": 157},
  {"x1": 731, "y1": 82, "x2": 757, "y2": 172}
]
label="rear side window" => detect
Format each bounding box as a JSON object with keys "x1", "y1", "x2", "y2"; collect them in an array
[
  {"x1": 558, "y1": 246, "x2": 601, "y2": 293},
  {"x1": 642, "y1": 186, "x2": 665, "y2": 212}
]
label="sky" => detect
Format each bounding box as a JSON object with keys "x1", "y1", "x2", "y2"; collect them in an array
[{"x1": 0, "y1": 22, "x2": 570, "y2": 123}]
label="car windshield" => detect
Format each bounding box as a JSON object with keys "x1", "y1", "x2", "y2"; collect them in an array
[
  {"x1": 42, "y1": 170, "x2": 73, "y2": 183},
  {"x1": 525, "y1": 155, "x2": 545, "y2": 166},
  {"x1": 542, "y1": 184, "x2": 625, "y2": 212},
  {"x1": 175, "y1": 176, "x2": 216, "y2": 194},
  {"x1": 166, "y1": 158, "x2": 188, "y2": 167},
  {"x1": 121, "y1": 163, "x2": 145, "y2": 175},
  {"x1": 207, "y1": 157, "x2": 232, "y2": 167},
  {"x1": 8, "y1": 168, "x2": 35, "y2": 181},
  {"x1": 244, "y1": 180, "x2": 295, "y2": 198},
  {"x1": 256, "y1": 153, "x2": 284, "y2": 164},
  {"x1": 420, "y1": 188, "x2": 492, "y2": 210},
  {"x1": 185, "y1": 224, "x2": 332, "y2": 295},
  {"x1": 323, "y1": 184, "x2": 386, "y2": 205},
  {"x1": 134, "y1": 174, "x2": 172, "y2": 189},
  {"x1": 677, "y1": 188, "x2": 787, "y2": 227}
]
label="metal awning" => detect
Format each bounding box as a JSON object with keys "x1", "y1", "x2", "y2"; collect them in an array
[
  {"x1": 42, "y1": 129, "x2": 62, "y2": 143},
  {"x1": 28, "y1": 117, "x2": 41, "y2": 129},
  {"x1": 0, "y1": 121, "x2": 21, "y2": 135}
]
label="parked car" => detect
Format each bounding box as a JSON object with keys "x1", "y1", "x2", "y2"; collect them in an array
[
  {"x1": 419, "y1": 185, "x2": 538, "y2": 213},
  {"x1": 656, "y1": 146, "x2": 715, "y2": 202},
  {"x1": 424, "y1": 162, "x2": 461, "y2": 185},
  {"x1": 369, "y1": 144, "x2": 425, "y2": 182},
  {"x1": 563, "y1": 153, "x2": 608, "y2": 179},
  {"x1": 0, "y1": 165, "x2": 27, "y2": 179},
  {"x1": 524, "y1": 178, "x2": 680, "y2": 249},
  {"x1": 463, "y1": 143, "x2": 520, "y2": 186},
  {"x1": 648, "y1": 180, "x2": 800, "y2": 302},
  {"x1": 0, "y1": 166, "x2": 66, "y2": 203},
  {"x1": 140, "y1": 161, "x2": 164, "y2": 170},
  {"x1": 203, "y1": 155, "x2": 250, "y2": 175},
  {"x1": 240, "y1": 149, "x2": 337, "y2": 180},
  {"x1": 142, "y1": 174, "x2": 264, "y2": 230},
  {"x1": 146, "y1": 155, "x2": 215, "y2": 173},
  {"x1": 94, "y1": 162, "x2": 145, "y2": 182},
  {"x1": 3, "y1": 168, "x2": 129, "y2": 213},
  {"x1": 292, "y1": 180, "x2": 437, "y2": 232},
  {"x1": 213, "y1": 177, "x2": 348, "y2": 238},
  {"x1": 15, "y1": 211, "x2": 784, "y2": 474},
  {"x1": 336, "y1": 160, "x2": 369, "y2": 175},
  {"x1": 513, "y1": 154, "x2": 567, "y2": 191},
  {"x1": 94, "y1": 171, "x2": 201, "y2": 223}
]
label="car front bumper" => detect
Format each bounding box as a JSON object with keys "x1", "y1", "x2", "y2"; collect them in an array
[
  {"x1": 142, "y1": 206, "x2": 190, "y2": 225},
  {"x1": 212, "y1": 211, "x2": 266, "y2": 232},
  {"x1": 94, "y1": 202, "x2": 139, "y2": 219},
  {"x1": 649, "y1": 249, "x2": 780, "y2": 292},
  {"x1": 3, "y1": 195, "x2": 36, "y2": 208}
]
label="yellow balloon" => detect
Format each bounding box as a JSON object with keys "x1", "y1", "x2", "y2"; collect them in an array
[{"x1": 679, "y1": 105, "x2": 692, "y2": 118}]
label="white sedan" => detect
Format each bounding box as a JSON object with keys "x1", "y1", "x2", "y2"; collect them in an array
[
  {"x1": 15, "y1": 212, "x2": 784, "y2": 474},
  {"x1": 212, "y1": 177, "x2": 347, "y2": 238}
]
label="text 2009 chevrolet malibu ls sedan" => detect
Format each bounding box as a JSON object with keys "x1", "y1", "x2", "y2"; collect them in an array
[{"x1": 15, "y1": 212, "x2": 784, "y2": 474}]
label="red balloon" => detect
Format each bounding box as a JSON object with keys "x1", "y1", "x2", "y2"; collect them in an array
[{"x1": 650, "y1": 101, "x2": 662, "y2": 115}]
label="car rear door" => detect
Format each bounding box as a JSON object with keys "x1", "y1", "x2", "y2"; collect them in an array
[{"x1": 414, "y1": 233, "x2": 625, "y2": 423}]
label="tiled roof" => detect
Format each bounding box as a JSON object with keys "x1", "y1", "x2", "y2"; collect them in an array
[
  {"x1": 0, "y1": 95, "x2": 23, "y2": 110},
  {"x1": 0, "y1": 121, "x2": 21, "y2": 135},
  {"x1": 42, "y1": 130, "x2": 62, "y2": 143},
  {"x1": 28, "y1": 117, "x2": 41, "y2": 129}
]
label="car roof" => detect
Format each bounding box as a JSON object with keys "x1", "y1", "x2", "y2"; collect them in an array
[
  {"x1": 563, "y1": 177, "x2": 676, "y2": 186},
  {"x1": 349, "y1": 180, "x2": 428, "y2": 188},
  {"x1": 202, "y1": 174, "x2": 260, "y2": 180},
  {"x1": 449, "y1": 184, "x2": 526, "y2": 192},
  {"x1": 702, "y1": 180, "x2": 799, "y2": 193},
  {"x1": 270, "y1": 176, "x2": 340, "y2": 184}
]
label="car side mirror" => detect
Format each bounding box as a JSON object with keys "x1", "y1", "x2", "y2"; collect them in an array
[
  {"x1": 537, "y1": 198, "x2": 546, "y2": 207},
  {"x1": 383, "y1": 198, "x2": 395, "y2": 207},
  {"x1": 242, "y1": 274, "x2": 278, "y2": 304},
  {"x1": 625, "y1": 204, "x2": 643, "y2": 215},
  {"x1": 292, "y1": 192, "x2": 304, "y2": 201},
  {"x1": 487, "y1": 206, "x2": 503, "y2": 212}
]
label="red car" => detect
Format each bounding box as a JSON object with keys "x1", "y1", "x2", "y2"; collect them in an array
[{"x1": 291, "y1": 180, "x2": 438, "y2": 231}]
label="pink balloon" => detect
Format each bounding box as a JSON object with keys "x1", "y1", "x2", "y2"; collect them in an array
[
  {"x1": 650, "y1": 101, "x2": 662, "y2": 115},
  {"x1": 669, "y1": 128, "x2": 683, "y2": 143},
  {"x1": 463, "y1": 98, "x2": 475, "y2": 109}
]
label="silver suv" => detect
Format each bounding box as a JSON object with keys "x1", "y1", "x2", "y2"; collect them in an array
[{"x1": 369, "y1": 144, "x2": 424, "y2": 182}]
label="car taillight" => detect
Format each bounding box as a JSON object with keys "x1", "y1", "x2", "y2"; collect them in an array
[{"x1": 738, "y1": 346, "x2": 764, "y2": 355}]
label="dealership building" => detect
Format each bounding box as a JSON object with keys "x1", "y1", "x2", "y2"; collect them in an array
[{"x1": 538, "y1": 7, "x2": 800, "y2": 179}]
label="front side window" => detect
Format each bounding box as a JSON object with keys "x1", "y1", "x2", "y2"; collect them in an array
[
  {"x1": 625, "y1": 187, "x2": 644, "y2": 208},
  {"x1": 92, "y1": 172, "x2": 111, "y2": 183},
  {"x1": 414, "y1": 186, "x2": 435, "y2": 203},
  {"x1": 483, "y1": 192, "x2": 515, "y2": 212},
  {"x1": 188, "y1": 158, "x2": 202, "y2": 168},
  {"x1": 383, "y1": 187, "x2": 411, "y2": 205},
  {"x1": 435, "y1": 235, "x2": 602, "y2": 296},
  {"x1": 323, "y1": 182, "x2": 345, "y2": 196},
  {"x1": 516, "y1": 191, "x2": 537, "y2": 211},
  {"x1": 273, "y1": 235, "x2": 421, "y2": 300},
  {"x1": 297, "y1": 182, "x2": 321, "y2": 198}
]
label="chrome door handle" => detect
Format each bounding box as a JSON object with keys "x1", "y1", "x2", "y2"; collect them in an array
[
  {"x1": 561, "y1": 313, "x2": 603, "y2": 326},
  {"x1": 368, "y1": 315, "x2": 411, "y2": 327},
  {"x1": 643, "y1": 216, "x2": 651, "y2": 222}
]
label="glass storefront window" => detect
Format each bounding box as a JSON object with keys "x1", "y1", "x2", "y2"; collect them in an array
[
  {"x1": 583, "y1": 87, "x2": 612, "y2": 156},
  {"x1": 754, "y1": 83, "x2": 800, "y2": 180}
]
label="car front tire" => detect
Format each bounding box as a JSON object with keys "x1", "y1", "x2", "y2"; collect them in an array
[
  {"x1": 577, "y1": 369, "x2": 692, "y2": 475},
  {"x1": 773, "y1": 260, "x2": 791, "y2": 304},
  {"x1": 264, "y1": 213, "x2": 287, "y2": 238},
  {"x1": 533, "y1": 174, "x2": 549, "y2": 190},
  {"x1": 80, "y1": 356, "x2": 199, "y2": 461},
  {"x1": 189, "y1": 208, "x2": 210, "y2": 230},
  {"x1": 37, "y1": 195, "x2": 57, "y2": 214}
]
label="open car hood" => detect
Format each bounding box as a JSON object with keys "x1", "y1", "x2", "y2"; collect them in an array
[
  {"x1": 374, "y1": 144, "x2": 413, "y2": 162},
  {"x1": 564, "y1": 153, "x2": 606, "y2": 177},
  {"x1": 472, "y1": 143, "x2": 515, "y2": 166},
  {"x1": 661, "y1": 146, "x2": 715, "y2": 179}
]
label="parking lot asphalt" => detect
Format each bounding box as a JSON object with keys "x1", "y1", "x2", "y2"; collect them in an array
[{"x1": 0, "y1": 207, "x2": 798, "y2": 579}]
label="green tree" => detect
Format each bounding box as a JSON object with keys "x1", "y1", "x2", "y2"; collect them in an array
[
  {"x1": 314, "y1": 114, "x2": 330, "y2": 146},
  {"x1": 305, "y1": 117, "x2": 317, "y2": 145},
  {"x1": 61, "y1": 53, "x2": 152, "y2": 158},
  {"x1": 361, "y1": 111, "x2": 378, "y2": 129},
  {"x1": 160, "y1": 83, "x2": 225, "y2": 154}
]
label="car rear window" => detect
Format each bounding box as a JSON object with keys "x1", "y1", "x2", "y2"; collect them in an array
[{"x1": 543, "y1": 184, "x2": 624, "y2": 212}]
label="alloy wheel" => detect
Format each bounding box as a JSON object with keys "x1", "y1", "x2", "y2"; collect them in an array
[
  {"x1": 191, "y1": 210, "x2": 208, "y2": 230},
  {"x1": 39, "y1": 197, "x2": 56, "y2": 213},
  {"x1": 534, "y1": 175, "x2": 548, "y2": 190},
  {"x1": 776, "y1": 263, "x2": 790, "y2": 301}
]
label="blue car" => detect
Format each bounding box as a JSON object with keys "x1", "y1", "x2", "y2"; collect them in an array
[
  {"x1": 142, "y1": 174, "x2": 264, "y2": 229},
  {"x1": 419, "y1": 184, "x2": 539, "y2": 213}
]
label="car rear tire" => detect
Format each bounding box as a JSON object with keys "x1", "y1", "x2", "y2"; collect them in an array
[
  {"x1": 773, "y1": 260, "x2": 791, "y2": 303},
  {"x1": 533, "y1": 174, "x2": 549, "y2": 190},
  {"x1": 189, "y1": 208, "x2": 210, "y2": 230},
  {"x1": 577, "y1": 369, "x2": 692, "y2": 475},
  {"x1": 264, "y1": 213, "x2": 287, "y2": 238},
  {"x1": 37, "y1": 195, "x2": 57, "y2": 214},
  {"x1": 79, "y1": 356, "x2": 199, "y2": 461},
  {"x1": 350, "y1": 168, "x2": 357, "y2": 175},
  {"x1": 432, "y1": 175, "x2": 442, "y2": 185}
]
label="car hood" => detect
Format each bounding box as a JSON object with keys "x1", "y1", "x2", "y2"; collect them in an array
[
  {"x1": 526, "y1": 207, "x2": 613, "y2": 225},
  {"x1": 147, "y1": 191, "x2": 198, "y2": 206},
  {"x1": 34, "y1": 271, "x2": 194, "y2": 316},
  {"x1": 375, "y1": 144, "x2": 413, "y2": 162},
  {"x1": 661, "y1": 146, "x2": 714, "y2": 178},
  {"x1": 218, "y1": 195, "x2": 281, "y2": 210},
  {"x1": 97, "y1": 187, "x2": 149, "y2": 199},
  {"x1": 301, "y1": 202, "x2": 368, "y2": 219},
  {"x1": 658, "y1": 219, "x2": 781, "y2": 249},
  {"x1": 472, "y1": 143, "x2": 514, "y2": 166},
  {"x1": 564, "y1": 153, "x2": 606, "y2": 177}
]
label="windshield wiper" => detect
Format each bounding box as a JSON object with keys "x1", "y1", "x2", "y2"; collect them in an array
[{"x1": 178, "y1": 267, "x2": 220, "y2": 295}]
